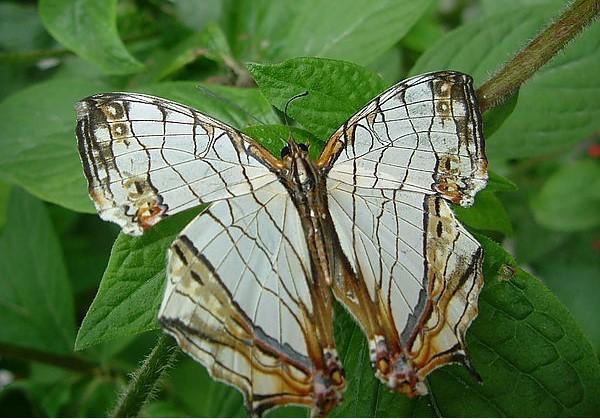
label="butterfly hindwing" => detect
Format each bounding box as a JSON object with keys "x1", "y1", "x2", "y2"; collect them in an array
[{"x1": 159, "y1": 185, "x2": 344, "y2": 416}]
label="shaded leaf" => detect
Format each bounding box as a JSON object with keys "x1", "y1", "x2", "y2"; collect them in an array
[
  {"x1": 242, "y1": 124, "x2": 322, "y2": 159},
  {"x1": 0, "y1": 2, "x2": 51, "y2": 52},
  {"x1": 487, "y1": 170, "x2": 518, "y2": 192},
  {"x1": 455, "y1": 191, "x2": 513, "y2": 236},
  {"x1": 530, "y1": 231, "x2": 600, "y2": 354},
  {"x1": 0, "y1": 189, "x2": 75, "y2": 354},
  {"x1": 139, "y1": 82, "x2": 280, "y2": 129},
  {"x1": 483, "y1": 90, "x2": 519, "y2": 138},
  {"x1": 279, "y1": 0, "x2": 432, "y2": 66},
  {"x1": 75, "y1": 208, "x2": 201, "y2": 350},
  {"x1": 248, "y1": 57, "x2": 385, "y2": 140},
  {"x1": 531, "y1": 160, "x2": 600, "y2": 231},
  {"x1": 0, "y1": 181, "x2": 10, "y2": 231},
  {"x1": 0, "y1": 78, "x2": 111, "y2": 213},
  {"x1": 39, "y1": 0, "x2": 143, "y2": 74},
  {"x1": 411, "y1": 4, "x2": 600, "y2": 159}
]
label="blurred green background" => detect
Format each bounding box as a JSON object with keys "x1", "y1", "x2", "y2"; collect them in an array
[{"x1": 0, "y1": 0, "x2": 598, "y2": 417}]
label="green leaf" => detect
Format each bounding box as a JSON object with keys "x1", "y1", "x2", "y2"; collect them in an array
[
  {"x1": 401, "y1": 6, "x2": 445, "y2": 53},
  {"x1": 487, "y1": 170, "x2": 518, "y2": 193},
  {"x1": 0, "y1": 79, "x2": 111, "y2": 213},
  {"x1": 0, "y1": 2, "x2": 51, "y2": 52},
  {"x1": 410, "y1": 4, "x2": 600, "y2": 159},
  {"x1": 242, "y1": 124, "x2": 322, "y2": 159},
  {"x1": 531, "y1": 160, "x2": 600, "y2": 231},
  {"x1": 530, "y1": 231, "x2": 600, "y2": 353},
  {"x1": 75, "y1": 208, "x2": 201, "y2": 350},
  {"x1": 248, "y1": 57, "x2": 385, "y2": 140},
  {"x1": 138, "y1": 82, "x2": 280, "y2": 129},
  {"x1": 0, "y1": 189, "x2": 75, "y2": 354},
  {"x1": 277, "y1": 0, "x2": 432, "y2": 66},
  {"x1": 483, "y1": 90, "x2": 519, "y2": 138},
  {"x1": 455, "y1": 191, "x2": 513, "y2": 236},
  {"x1": 0, "y1": 180, "x2": 10, "y2": 231},
  {"x1": 39, "y1": 0, "x2": 144, "y2": 74}
]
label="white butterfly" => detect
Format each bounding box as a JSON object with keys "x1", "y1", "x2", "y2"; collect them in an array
[{"x1": 76, "y1": 71, "x2": 487, "y2": 416}]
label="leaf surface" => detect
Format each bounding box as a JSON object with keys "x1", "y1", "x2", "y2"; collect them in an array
[
  {"x1": 39, "y1": 0, "x2": 143, "y2": 74},
  {"x1": 531, "y1": 160, "x2": 600, "y2": 231},
  {"x1": 0, "y1": 189, "x2": 75, "y2": 354}
]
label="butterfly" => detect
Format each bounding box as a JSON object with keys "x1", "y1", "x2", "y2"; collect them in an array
[{"x1": 75, "y1": 70, "x2": 487, "y2": 416}]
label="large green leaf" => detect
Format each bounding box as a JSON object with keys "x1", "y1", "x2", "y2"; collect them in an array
[
  {"x1": 411, "y1": 4, "x2": 600, "y2": 159},
  {"x1": 39, "y1": 0, "x2": 143, "y2": 74},
  {"x1": 531, "y1": 160, "x2": 600, "y2": 232},
  {"x1": 0, "y1": 181, "x2": 10, "y2": 232},
  {"x1": 530, "y1": 231, "x2": 600, "y2": 354},
  {"x1": 455, "y1": 190, "x2": 513, "y2": 236},
  {"x1": 138, "y1": 82, "x2": 280, "y2": 128},
  {"x1": 0, "y1": 79, "x2": 110, "y2": 213},
  {"x1": 277, "y1": 0, "x2": 432, "y2": 66},
  {"x1": 0, "y1": 189, "x2": 75, "y2": 354},
  {"x1": 248, "y1": 58, "x2": 385, "y2": 140},
  {"x1": 222, "y1": 0, "x2": 430, "y2": 66},
  {"x1": 75, "y1": 209, "x2": 201, "y2": 350}
]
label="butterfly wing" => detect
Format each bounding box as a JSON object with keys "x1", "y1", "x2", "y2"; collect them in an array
[
  {"x1": 76, "y1": 94, "x2": 344, "y2": 415},
  {"x1": 321, "y1": 71, "x2": 486, "y2": 394},
  {"x1": 320, "y1": 71, "x2": 487, "y2": 206},
  {"x1": 75, "y1": 93, "x2": 281, "y2": 235},
  {"x1": 159, "y1": 183, "x2": 344, "y2": 416}
]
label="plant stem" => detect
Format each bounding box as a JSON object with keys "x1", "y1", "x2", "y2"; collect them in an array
[
  {"x1": 110, "y1": 334, "x2": 179, "y2": 418},
  {"x1": 476, "y1": 0, "x2": 600, "y2": 112},
  {"x1": 0, "y1": 342, "x2": 101, "y2": 374}
]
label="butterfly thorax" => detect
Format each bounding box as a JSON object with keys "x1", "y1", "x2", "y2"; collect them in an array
[
  {"x1": 279, "y1": 143, "x2": 339, "y2": 287},
  {"x1": 279, "y1": 142, "x2": 346, "y2": 415}
]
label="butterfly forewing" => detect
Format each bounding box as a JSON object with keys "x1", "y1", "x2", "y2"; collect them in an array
[
  {"x1": 320, "y1": 71, "x2": 487, "y2": 394},
  {"x1": 320, "y1": 71, "x2": 487, "y2": 206},
  {"x1": 75, "y1": 93, "x2": 281, "y2": 235}
]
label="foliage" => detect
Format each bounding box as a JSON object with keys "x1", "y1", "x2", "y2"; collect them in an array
[{"x1": 0, "y1": 0, "x2": 598, "y2": 417}]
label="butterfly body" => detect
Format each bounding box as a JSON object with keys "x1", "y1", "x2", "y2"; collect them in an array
[{"x1": 75, "y1": 70, "x2": 487, "y2": 416}]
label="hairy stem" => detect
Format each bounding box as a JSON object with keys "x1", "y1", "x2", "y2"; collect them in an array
[
  {"x1": 0, "y1": 342, "x2": 101, "y2": 374},
  {"x1": 476, "y1": 0, "x2": 600, "y2": 112},
  {"x1": 110, "y1": 334, "x2": 179, "y2": 418}
]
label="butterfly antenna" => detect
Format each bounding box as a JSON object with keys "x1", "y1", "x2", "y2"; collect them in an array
[
  {"x1": 283, "y1": 91, "x2": 309, "y2": 145},
  {"x1": 195, "y1": 84, "x2": 266, "y2": 127}
]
